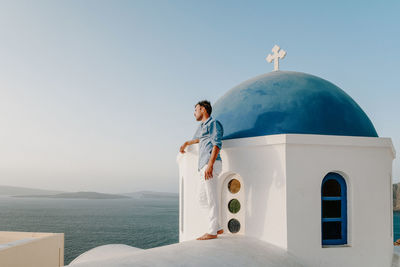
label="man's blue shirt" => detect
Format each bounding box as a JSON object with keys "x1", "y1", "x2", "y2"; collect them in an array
[{"x1": 192, "y1": 116, "x2": 223, "y2": 171}]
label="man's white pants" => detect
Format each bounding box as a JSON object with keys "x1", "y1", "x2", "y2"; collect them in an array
[{"x1": 197, "y1": 160, "x2": 222, "y2": 235}]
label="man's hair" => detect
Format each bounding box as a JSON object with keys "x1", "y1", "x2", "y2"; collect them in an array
[{"x1": 196, "y1": 100, "x2": 212, "y2": 115}]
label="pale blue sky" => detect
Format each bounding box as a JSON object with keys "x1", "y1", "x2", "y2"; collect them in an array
[{"x1": 0, "y1": 0, "x2": 399, "y2": 193}]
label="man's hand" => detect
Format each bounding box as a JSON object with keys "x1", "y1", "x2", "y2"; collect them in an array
[
  {"x1": 179, "y1": 142, "x2": 188, "y2": 153},
  {"x1": 204, "y1": 164, "x2": 213, "y2": 180},
  {"x1": 179, "y1": 139, "x2": 199, "y2": 154}
]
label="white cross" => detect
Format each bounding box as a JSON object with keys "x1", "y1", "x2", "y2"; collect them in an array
[{"x1": 266, "y1": 45, "x2": 286, "y2": 71}]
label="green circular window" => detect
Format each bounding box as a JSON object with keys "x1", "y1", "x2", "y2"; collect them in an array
[
  {"x1": 228, "y1": 219, "x2": 241, "y2": 233},
  {"x1": 228, "y1": 199, "x2": 241, "y2": 214},
  {"x1": 228, "y1": 179, "x2": 241, "y2": 194}
]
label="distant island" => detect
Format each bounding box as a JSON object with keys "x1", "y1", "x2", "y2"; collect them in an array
[
  {"x1": 0, "y1": 185, "x2": 66, "y2": 196},
  {"x1": 122, "y1": 191, "x2": 178, "y2": 199},
  {"x1": 13, "y1": 191, "x2": 130, "y2": 199},
  {"x1": 0, "y1": 185, "x2": 178, "y2": 200},
  {"x1": 394, "y1": 183, "x2": 400, "y2": 211}
]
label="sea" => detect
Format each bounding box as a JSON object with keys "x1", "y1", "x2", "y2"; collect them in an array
[
  {"x1": 1, "y1": 196, "x2": 400, "y2": 265},
  {"x1": 0, "y1": 196, "x2": 178, "y2": 265}
]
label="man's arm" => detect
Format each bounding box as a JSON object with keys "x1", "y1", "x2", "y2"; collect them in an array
[
  {"x1": 179, "y1": 139, "x2": 199, "y2": 153},
  {"x1": 204, "y1": 145, "x2": 220, "y2": 179},
  {"x1": 204, "y1": 121, "x2": 223, "y2": 180}
]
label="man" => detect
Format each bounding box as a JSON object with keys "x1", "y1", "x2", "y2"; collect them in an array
[{"x1": 179, "y1": 100, "x2": 224, "y2": 240}]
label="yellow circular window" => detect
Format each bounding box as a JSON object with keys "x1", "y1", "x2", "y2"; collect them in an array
[{"x1": 228, "y1": 179, "x2": 241, "y2": 194}]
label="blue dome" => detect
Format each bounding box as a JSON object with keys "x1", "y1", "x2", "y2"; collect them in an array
[{"x1": 213, "y1": 71, "x2": 378, "y2": 140}]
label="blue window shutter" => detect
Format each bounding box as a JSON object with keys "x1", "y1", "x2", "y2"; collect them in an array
[{"x1": 321, "y1": 173, "x2": 347, "y2": 245}]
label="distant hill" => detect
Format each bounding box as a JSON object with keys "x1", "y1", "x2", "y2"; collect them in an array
[
  {"x1": 0, "y1": 185, "x2": 178, "y2": 200},
  {"x1": 0, "y1": 185, "x2": 66, "y2": 196},
  {"x1": 394, "y1": 183, "x2": 400, "y2": 211},
  {"x1": 123, "y1": 191, "x2": 178, "y2": 199},
  {"x1": 13, "y1": 191, "x2": 130, "y2": 200}
]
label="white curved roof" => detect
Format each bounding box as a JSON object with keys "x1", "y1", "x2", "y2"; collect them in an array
[
  {"x1": 66, "y1": 235, "x2": 305, "y2": 267},
  {"x1": 68, "y1": 244, "x2": 143, "y2": 265}
]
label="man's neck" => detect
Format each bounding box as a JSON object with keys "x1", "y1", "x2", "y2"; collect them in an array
[{"x1": 201, "y1": 115, "x2": 210, "y2": 122}]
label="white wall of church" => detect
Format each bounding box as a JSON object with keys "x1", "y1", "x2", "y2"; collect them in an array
[
  {"x1": 177, "y1": 134, "x2": 289, "y2": 247},
  {"x1": 177, "y1": 133, "x2": 396, "y2": 267},
  {"x1": 285, "y1": 134, "x2": 395, "y2": 267},
  {"x1": 219, "y1": 135, "x2": 288, "y2": 248}
]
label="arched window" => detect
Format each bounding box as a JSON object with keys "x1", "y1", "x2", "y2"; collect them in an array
[
  {"x1": 321, "y1": 172, "x2": 347, "y2": 245},
  {"x1": 221, "y1": 174, "x2": 245, "y2": 235}
]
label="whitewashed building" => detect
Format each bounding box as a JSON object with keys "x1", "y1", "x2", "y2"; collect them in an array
[{"x1": 177, "y1": 65, "x2": 396, "y2": 266}]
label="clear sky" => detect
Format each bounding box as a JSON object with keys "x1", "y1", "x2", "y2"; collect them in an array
[{"x1": 0, "y1": 0, "x2": 399, "y2": 193}]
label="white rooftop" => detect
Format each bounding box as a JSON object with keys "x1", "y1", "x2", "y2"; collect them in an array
[{"x1": 66, "y1": 235, "x2": 305, "y2": 267}]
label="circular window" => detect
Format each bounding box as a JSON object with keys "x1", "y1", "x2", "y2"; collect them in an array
[
  {"x1": 228, "y1": 219, "x2": 241, "y2": 233},
  {"x1": 228, "y1": 179, "x2": 241, "y2": 194},
  {"x1": 228, "y1": 199, "x2": 241, "y2": 214}
]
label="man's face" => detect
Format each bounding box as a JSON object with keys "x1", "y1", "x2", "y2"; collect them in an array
[{"x1": 194, "y1": 104, "x2": 203, "y2": 121}]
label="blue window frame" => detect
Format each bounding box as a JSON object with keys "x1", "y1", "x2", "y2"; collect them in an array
[{"x1": 321, "y1": 172, "x2": 347, "y2": 245}]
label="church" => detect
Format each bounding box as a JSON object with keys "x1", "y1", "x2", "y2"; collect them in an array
[
  {"x1": 177, "y1": 45, "x2": 396, "y2": 267},
  {"x1": 64, "y1": 46, "x2": 396, "y2": 267}
]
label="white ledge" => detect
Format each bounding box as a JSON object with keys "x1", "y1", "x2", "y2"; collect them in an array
[{"x1": 177, "y1": 134, "x2": 396, "y2": 160}]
